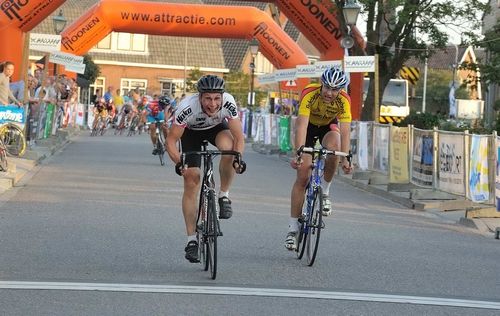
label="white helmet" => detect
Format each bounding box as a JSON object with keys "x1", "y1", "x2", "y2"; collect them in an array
[{"x1": 321, "y1": 66, "x2": 349, "y2": 89}]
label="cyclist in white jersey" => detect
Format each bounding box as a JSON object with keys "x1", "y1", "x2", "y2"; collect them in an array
[{"x1": 165, "y1": 75, "x2": 246, "y2": 263}]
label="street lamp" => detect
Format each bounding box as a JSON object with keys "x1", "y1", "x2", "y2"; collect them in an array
[
  {"x1": 249, "y1": 38, "x2": 259, "y2": 109},
  {"x1": 52, "y1": 10, "x2": 67, "y2": 76},
  {"x1": 52, "y1": 9, "x2": 67, "y2": 35},
  {"x1": 340, "y1": 0, "x2": 361, "y2": 49}
]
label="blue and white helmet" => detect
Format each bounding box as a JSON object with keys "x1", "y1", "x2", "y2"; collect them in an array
[{"x1": 321, "y1": 66, "x2": 349, "y2": 89}]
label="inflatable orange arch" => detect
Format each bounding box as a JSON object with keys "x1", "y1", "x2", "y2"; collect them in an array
[{"x1": 59, "y1": 0, "x2": 310, "y2": 90}]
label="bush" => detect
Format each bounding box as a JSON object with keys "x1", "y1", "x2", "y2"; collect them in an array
[{"x1": 394, "y1": 111, "x2": 441, "y2": 129}]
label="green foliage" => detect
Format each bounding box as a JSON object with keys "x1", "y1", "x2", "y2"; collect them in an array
[
  {"x1": 186, "y1": 67, "x2": 203, "y2": 92},
  {"x1": 357, "y1": 0, "x2": 489, "y2": 120},
  {"x1": 464, "y1": 21, "x2": 500, "y2": 86},
  {"x1": 79, "y1": 54, "x2": 100, "y2": 85},
  {"x1": 224, "y1": 71, "x2": 250, "y2": 106},
  {"x1": 395, "y1": 110, "x2": 440, "y2": 129}
]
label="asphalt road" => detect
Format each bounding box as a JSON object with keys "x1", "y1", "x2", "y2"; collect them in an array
[{"x1": 0, "y1": 131, "x2": 499, "y2": 315}]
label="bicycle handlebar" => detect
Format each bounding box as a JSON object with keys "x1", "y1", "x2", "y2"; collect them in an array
[
  {"x1": 296, "y1": 145, "x2": 352, "y2": 163},
  {"x1": 178, "y1": 150, "x2": 246, "y2": 175}
]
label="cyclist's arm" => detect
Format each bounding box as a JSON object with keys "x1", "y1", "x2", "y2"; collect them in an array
[
  {"x1": 227, "y1": 118, "x2": 245, "y2": 154},
  {"x1": 294, "y1": 115, "x2": 309, "y2": 152},
  {"x1": 166, "y1": 124, "x2": 184, "y2": 164},
  {"x1": 339, "y1": 122, "x2": 351, "y2": 154}
]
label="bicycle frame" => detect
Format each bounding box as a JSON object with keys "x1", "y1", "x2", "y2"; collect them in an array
[{"x1": 303, "y1": 150, "x2": 325, "y2": 231}]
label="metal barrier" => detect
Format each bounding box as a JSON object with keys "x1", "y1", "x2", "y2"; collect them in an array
[{"x1": 247, "y1": 115, "x2": 500, "y2": 209}]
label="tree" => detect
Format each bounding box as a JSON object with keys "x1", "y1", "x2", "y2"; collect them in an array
[
  {"x1": 334, "y1": 0, "x2": 489, "y2": 121},
  {"x1": 77, "y1": 54, "x2": 100, "y2": 87},
  {"x1": 461, "y1": 21, "x2": 500, "y2": 86},
  {"x1": 224, "y1": 70, "x2": 250, "y2": 105},
  {"x1": 186, "y1": 67, "x2": 203, "y2": 92}
]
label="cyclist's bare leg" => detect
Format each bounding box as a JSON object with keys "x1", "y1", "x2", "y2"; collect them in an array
[
  {"x1": 321, "y1": 130, "x2": 341, "y2": 182},
  {"x1": 215, "y1": 130, "x2": 235, "y2": 193},
  {"x1": 149, "y1": 122, "x2": 157, "y2": 145},
  {"x1": 182, "y1": 168, "x2": 201, "y2": 236},
  {"x1": 290, "y1": 155, "x2": 313, "y2": 218}
]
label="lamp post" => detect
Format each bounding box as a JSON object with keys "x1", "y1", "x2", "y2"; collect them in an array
[
  {"x1": 248, "y1": 38, "x2": 259, "y2": 109},
  {"x1": 52, "y1": 9, "x2": 67, "y2": 76},
  {"x1": 342, "y1": 0, "x2": 361, "y2": 26}
]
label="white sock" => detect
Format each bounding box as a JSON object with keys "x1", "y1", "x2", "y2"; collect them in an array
[
  {"x1": 288, "y1": 217, "x2": 299, "y2": 232},
  {"x1": 321, "y1": 181, "x2": 331, "y2": 195},
  {"x1": 219, "y1": 191, "x2": 229, "y2": 199},
  {"x1": 187, "y1": 235, "x2": 197, "y2": 243}
]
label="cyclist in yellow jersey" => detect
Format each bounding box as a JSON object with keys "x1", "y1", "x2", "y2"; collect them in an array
[{"x1": 285, "y1": 66, "x2": 353, "y2": 251}]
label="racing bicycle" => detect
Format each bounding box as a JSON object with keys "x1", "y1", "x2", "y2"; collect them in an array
[
  {"x1": 295, "y1": 143, "x2": 351, "y2": 266},
  {"x1": 180, "y1": 140, "x2": 246, "y2": 279}
]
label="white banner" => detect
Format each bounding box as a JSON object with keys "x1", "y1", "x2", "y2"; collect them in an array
[
  {"x1": 29, "y1": 33, "x2": 61, "y2": 52},
  {"x1": 296, "y1": 64, "x2": 317, "y2": 78},
  {"x1": 274, "y1": 68, "x2": 297, "y2": 82},
  {"x1": 344, "y1": 56, "x2": 376, "y2": 73},
  {"x1": 49, "y1": 51, "x2": 84, "y2": 68},
  {"x1": 358, "y1": 122, "x2": 368, "y2": 170},
  {"x1": 469, "y1": 135, "x2": 489, "y2": 202},
  {"x1": 313, "y1": 60, "x2": 343, "y2": 76},
  {"x1": 263, "y1": 114, "x2": 272, "y2": 144},
  {"x1": 257, "y1": 73, "x2": 276, "y2": 84},
  {"x1": 438, "y1": 133, "x2": 465, "y2": 195},
  {"x1": 372, "y1": 125, "x2": 389, "y2": 173},
  {"x1": 65, "y1": 63, "x2": 86, "y2": 74}
]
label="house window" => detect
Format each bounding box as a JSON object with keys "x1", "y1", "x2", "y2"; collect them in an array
[
  {"x1": 160, "y1": 81, "x2": 177, "y2": 96},
  {"x1": 121, "y1": 78, "x2": 148, "y2": 96},
  {"x1": 93, "y1": 32, "x2": 147, "y2": 53},
  {"x1": 96, "y1": 34, "x2": 111, "y2": 49},
  {"x1": 89, "y1": 77, "x2": 106, "y2": 104}
]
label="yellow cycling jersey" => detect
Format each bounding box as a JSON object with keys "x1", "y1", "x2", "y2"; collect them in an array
[{"x1": 298, "y1": 83, "x2": 352, "y2": 126}]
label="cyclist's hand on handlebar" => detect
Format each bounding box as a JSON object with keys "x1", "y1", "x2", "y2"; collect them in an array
[
  {"x1": 233, "y1": 157, "x2": 246, "y2": 174},
  {"x1": 175, "y1": 162, "x2": 186, "y2": 176},
  {"x1": 341, "y1": 157, "x2": 352, "y2": 174},
  {"x1": 290, "y1": 156, "x2": 303, "y2": 169}
]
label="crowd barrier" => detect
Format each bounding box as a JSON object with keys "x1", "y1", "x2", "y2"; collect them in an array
[
  {"x1": 243, "y1": 112, "x2": 500, "y2": 210},
  {"x1": 0, "y1": 101, "x2": 87, "y2": 148}
]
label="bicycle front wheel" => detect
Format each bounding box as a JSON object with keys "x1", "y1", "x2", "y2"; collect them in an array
[
  {"x1": 157, "y1": 130, "x2": 165, "y2": 166},
  {"x1": 306, "y1": 187, "x2": 323, "y2": 266},
  {"x1": 207, "y1": 190, "x2": 218, "y2": 280},
  {"x1": 0, "y1": 123, "x2": 27, "y2": 157}
]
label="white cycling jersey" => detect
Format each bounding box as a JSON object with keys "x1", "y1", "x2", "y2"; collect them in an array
[{"x1": 173, "y1": 93, "x2": 239, "y2": 130}]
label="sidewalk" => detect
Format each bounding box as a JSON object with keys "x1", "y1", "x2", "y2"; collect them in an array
[
  {"x1": 252, "y1": 143, "x2": 500, "y2": 239},
  {"x1": 0, "y1": 127, "x2": 80, "y2": 195}
]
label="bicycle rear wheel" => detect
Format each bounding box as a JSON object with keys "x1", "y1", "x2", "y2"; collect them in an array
[
  {"x1": 157, "y1": 129, "x2": 165, "y2": 166},
  {"x1": 306, "y1": 187, "x2": 323, "y2": 266},
  {"x1": 0, "y1": 123, "x2": 27, "y2": 157},
  {"x1": 207, "y1": 190, "x2": 218, "y2": 279},
  {"x1": 0, "y1": 144, "x2": 8, "y2": 172}
]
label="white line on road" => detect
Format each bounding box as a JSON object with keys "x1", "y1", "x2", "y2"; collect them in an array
[{"x1": 0, "y1": 281, "x2": 499, "y2": 310}]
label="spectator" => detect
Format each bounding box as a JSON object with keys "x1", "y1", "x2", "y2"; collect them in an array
[
  {"x1": 113, "y1": 88, "x2": 124, "y2": 113},
  {"x1": 34, "y1": 76, "x2": 57, "y2": 104},
  {"x1": 0, "y1": 61, "x2": 22, "y2": 106},
  {"x1": 34, "y1": 68, "x2": 43, "y2": 90},
  {"x1": 91, "y1": 88, "x2": 101, "y2": 105},
  {"x1": 103, "y1": 86, "x2": 113, "y2": 103},
  {"x1": 27, "y1": 74, "x2": 39, "y2": 100}
]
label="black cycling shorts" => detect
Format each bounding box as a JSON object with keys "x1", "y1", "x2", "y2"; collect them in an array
[
  {"x1": 181, "y1": 122, "x2": 228, "y2": 168},
  {"x1": 305, "y1": 118, "x2": 338, "y2": 147}
]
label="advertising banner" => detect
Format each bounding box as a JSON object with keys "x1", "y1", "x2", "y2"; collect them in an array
[
  {"x1": 0, "y1": 105, "x2": 25, "y2": 126},
  {"x1": 44, "y1": 103, "x2": 55, "y2": 139},
  {"x1": 496, "y1": 137, "x2": 500, "y2": 211},
  {"x1": 357, "y1": 122, "x2": 368, "y2": 170},
  {"x1": 29, "y1": 33, "x2": 61, "y2": 52},
  {"x1": 372, "y1": 124, "x2": 389, "y2": 173},
  {"x1": 389, "y1": 126, "x2": 409, "y2": 183},
  {"x1": 469, "y1": 135, "x2": 489, "y2": 202},
  {"x1": 344, "y1": 56, "x2": 376, "y2": 73},
  {"x1": 264, "y1": 114, "x2": 272, "y2": 144},
  {"x1": 411, "y1": 132, "x2": 434, "y2": 187},
  {"x1": 438, "y1": 133, "x2": 465, "y2": 195},
  {"x1": 279, "y1": 116, "x2": 291, "y2": 152}
]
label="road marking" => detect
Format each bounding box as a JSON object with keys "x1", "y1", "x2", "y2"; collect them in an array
[{"x1": 0, "y1": 281, "x2": 499, "y2": 310}]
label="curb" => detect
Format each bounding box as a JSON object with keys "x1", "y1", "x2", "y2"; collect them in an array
[
  {"x1": 252, "y1": 143, "x2": 500, "y2": 237},
  {"x1": 0, "y1": 127, "x2": 79, "y2": 192}
]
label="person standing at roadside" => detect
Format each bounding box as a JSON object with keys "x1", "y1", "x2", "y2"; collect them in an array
[{"x1": 0, "y1": 61, "x2": 22, "y2": 106}]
